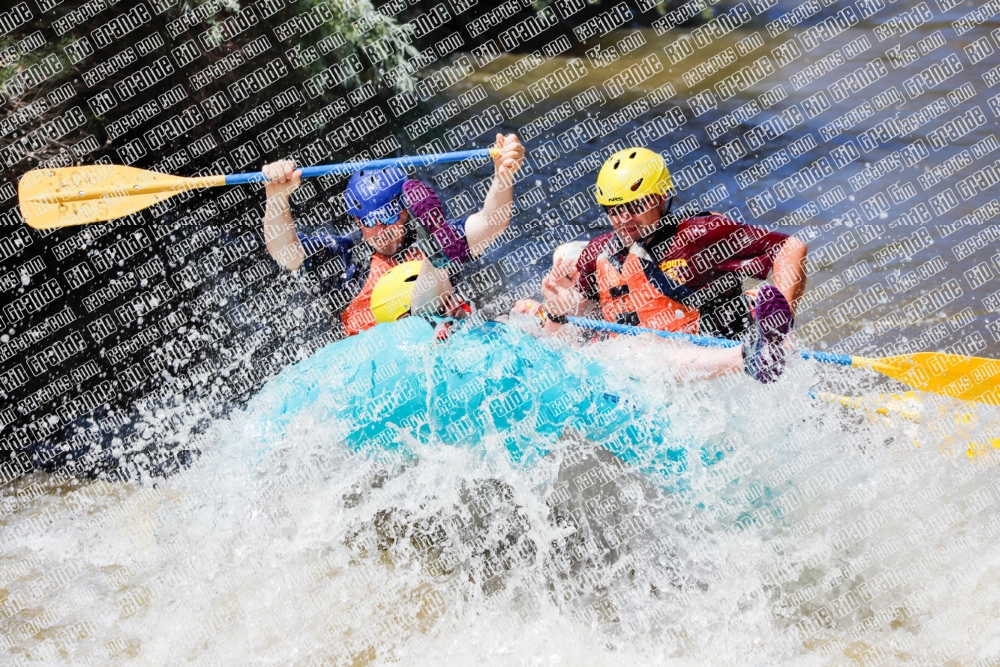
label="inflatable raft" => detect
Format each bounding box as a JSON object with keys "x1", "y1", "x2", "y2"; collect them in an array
[{"x1": 242, "y1": 318, "x2": 723, "y2": 487}]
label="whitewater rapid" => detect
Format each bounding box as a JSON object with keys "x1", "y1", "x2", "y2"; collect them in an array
[{"x1": 2, "y1": 319, "x2": 1000, "y2": 666}]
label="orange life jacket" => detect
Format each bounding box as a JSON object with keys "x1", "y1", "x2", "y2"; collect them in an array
[
  {"x1": 342, "y1": 246, "x2": 426, "y2": 337},
  {"x1": 595, "y1": 246, "x2": 700, "y2": 334}
]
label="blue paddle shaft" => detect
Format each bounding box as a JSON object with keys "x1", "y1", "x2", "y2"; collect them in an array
[
  {"x1": 566, "y1": 317, "x2": 857, "y2": 365},
  {"x1": 799, "y1": 350, "x2": 853, "y2": 366},
  {"x1": 566, "y1": 317, "x2": 740, "y2": 348},
  {"x1": 223, "y1": 148, "x2": 494, "y2": 185}
]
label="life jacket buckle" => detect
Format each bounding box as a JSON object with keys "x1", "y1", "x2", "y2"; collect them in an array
[
  {"x1": 609, "y1": 284, "x2": 630, "y2": 297},
  {"x1": 616, "y1": 312, "x2": 640, "y2": 327}
]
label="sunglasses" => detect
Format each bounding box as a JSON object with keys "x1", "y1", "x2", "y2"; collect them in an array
[{"x1": 357, "y1": 199, "x2": 405, "y2": 228}]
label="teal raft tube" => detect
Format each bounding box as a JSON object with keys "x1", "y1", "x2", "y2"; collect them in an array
[{"x1": 242, "y1": 318, "x2": 726, "y2": 489}]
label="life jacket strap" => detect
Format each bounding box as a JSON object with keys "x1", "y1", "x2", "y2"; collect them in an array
[
  {"x1": 609, "y1": 285, "x2": 630, "y2": 298},
  {"x1": 616, "y1": 312, "x2": 640, "y2": 327}
]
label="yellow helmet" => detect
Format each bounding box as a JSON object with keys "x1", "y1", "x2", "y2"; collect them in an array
[
  {"x1": 594, "y1": 147, "x2": 672, "y2": 206},
  {"x1": 370, "y1": 260, "x2": 422, "y2": 324}
]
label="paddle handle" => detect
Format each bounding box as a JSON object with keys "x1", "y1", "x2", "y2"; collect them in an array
[
  {"x1": 565, "y1": 317, "x2": 859, "y2": 366},
  {"x1": 223, "y1": 148, "x2": 497, "y2": 186}
]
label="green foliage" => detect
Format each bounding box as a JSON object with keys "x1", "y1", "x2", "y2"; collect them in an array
[{"x1": 0, "y1": 0, "x2": 421, "y2": 174}]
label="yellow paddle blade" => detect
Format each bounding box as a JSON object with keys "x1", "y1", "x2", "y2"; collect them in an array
[
  {"x1": 814, "y1": 390, "x2": 1000, "y2": 458},
  {"x1": 18, "y1": 165, "x2": 225, "y2": 229},
  {"x1": 854, "y1": 353, "x2": 1000, "y2": 404}
]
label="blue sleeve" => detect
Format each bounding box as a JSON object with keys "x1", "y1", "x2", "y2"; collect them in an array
[
  {"x1": 298, "y1": 231, "x2": 360, "y2": 282},
  {"x1": 448, "y1": 217, "x2": 467, "y2": 238}
]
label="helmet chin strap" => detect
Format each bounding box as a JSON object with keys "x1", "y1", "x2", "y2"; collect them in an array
[
  {"x1": 633, "y1": 194, "x2": 679, "y2": 244},
  {"x1": 653, "y1": 193, "x2": 680, "y2": 234},
  {"x1": 660, "y1": 192, "x2": 675, "y2": 217}
]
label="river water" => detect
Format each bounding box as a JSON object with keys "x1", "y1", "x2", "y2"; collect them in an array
[{"x1": 4, "y1": 2, "x2": 1000, "y2": 664}]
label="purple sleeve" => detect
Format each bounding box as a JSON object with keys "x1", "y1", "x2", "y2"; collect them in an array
[
  {"x1": 576, "y1": 233, "x2": 614, "y2": 300},
  {"x1": 403, "y1": 179, "x2": 470, "y2": 264},
  {"x1": 682, "y1": 215, "x2": 788, "y2": 281},
  {"x1": 716, "y1": 221, "x2": 788, "y2": 280}
]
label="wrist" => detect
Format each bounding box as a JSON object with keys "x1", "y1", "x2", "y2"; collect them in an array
[
  {"x1": 545, "y1": 290, "x2": 582, "y2": 318},
  {"x1": 492, "y1": 168, "x2": 515, "y2": 190},
  {"x1": 538, "y1": 309, "x2": 568, "y2": 326},
  {"x1": 542, "y1": 300, "x2": 565, "y2": 317}
]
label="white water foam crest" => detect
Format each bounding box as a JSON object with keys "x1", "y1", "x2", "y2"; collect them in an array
[{"x1": 2, "y1": 330, "x2": 1000, "y2": 666}]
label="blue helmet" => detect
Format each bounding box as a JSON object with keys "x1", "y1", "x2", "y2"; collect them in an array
[{"x1": 344, "y1": 167, "x2": 407, "y2": 226}]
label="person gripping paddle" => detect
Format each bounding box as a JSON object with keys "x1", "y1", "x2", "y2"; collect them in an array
[
  {"x1": 514, "y1": 147, "x2": 805, "y2": 383},
  {"x1": 374, "y1": 259, "x2": 794, "y2": 384},
  {"x1": 260, "y1": 134, "x2": 525, "y2": 336}
]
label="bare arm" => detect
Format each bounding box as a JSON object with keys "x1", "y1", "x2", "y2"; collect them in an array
[
  {"x1": 412, "y1": 133, "x2": 525, "y2": 317},
  {"x1": 262, "y1": 160, "x2": 306, "y2": 271},
  {"x1": 410, "y1": 259, "x2": 453, "y2": 317},
  {"x1": 536, "y1": 258, "x2": 597, "y2": 334},
  {"x1": 772, "y1": 236, "x2": 808, "y2": 314},
  {"x1": 464, "y1": 133, "x2": 525, "y2": 258}
]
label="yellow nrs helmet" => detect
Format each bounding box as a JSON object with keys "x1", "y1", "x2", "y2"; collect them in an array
[
  {"x1": 370, "y1": 260, "x2": 422, "y2": 324},
  {"x1": 595, "y1": 147, "x2": 672, "y2": 206}
]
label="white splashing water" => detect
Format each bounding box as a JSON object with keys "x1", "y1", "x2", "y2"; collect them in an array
[{"x1": 2, "y1": 321, "x2": 1000, "y2": 666}]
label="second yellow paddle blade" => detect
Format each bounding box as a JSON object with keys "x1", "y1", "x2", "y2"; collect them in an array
[
  {"x1": 814, "y1": 390, "x2": 923, "y2": 421},
  {"x1": 857, "y1": 353, "x2": 1000, "y2": 404},
  {"x1": 18, "y1": 165, "x2": 225, "y2": 229}
]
